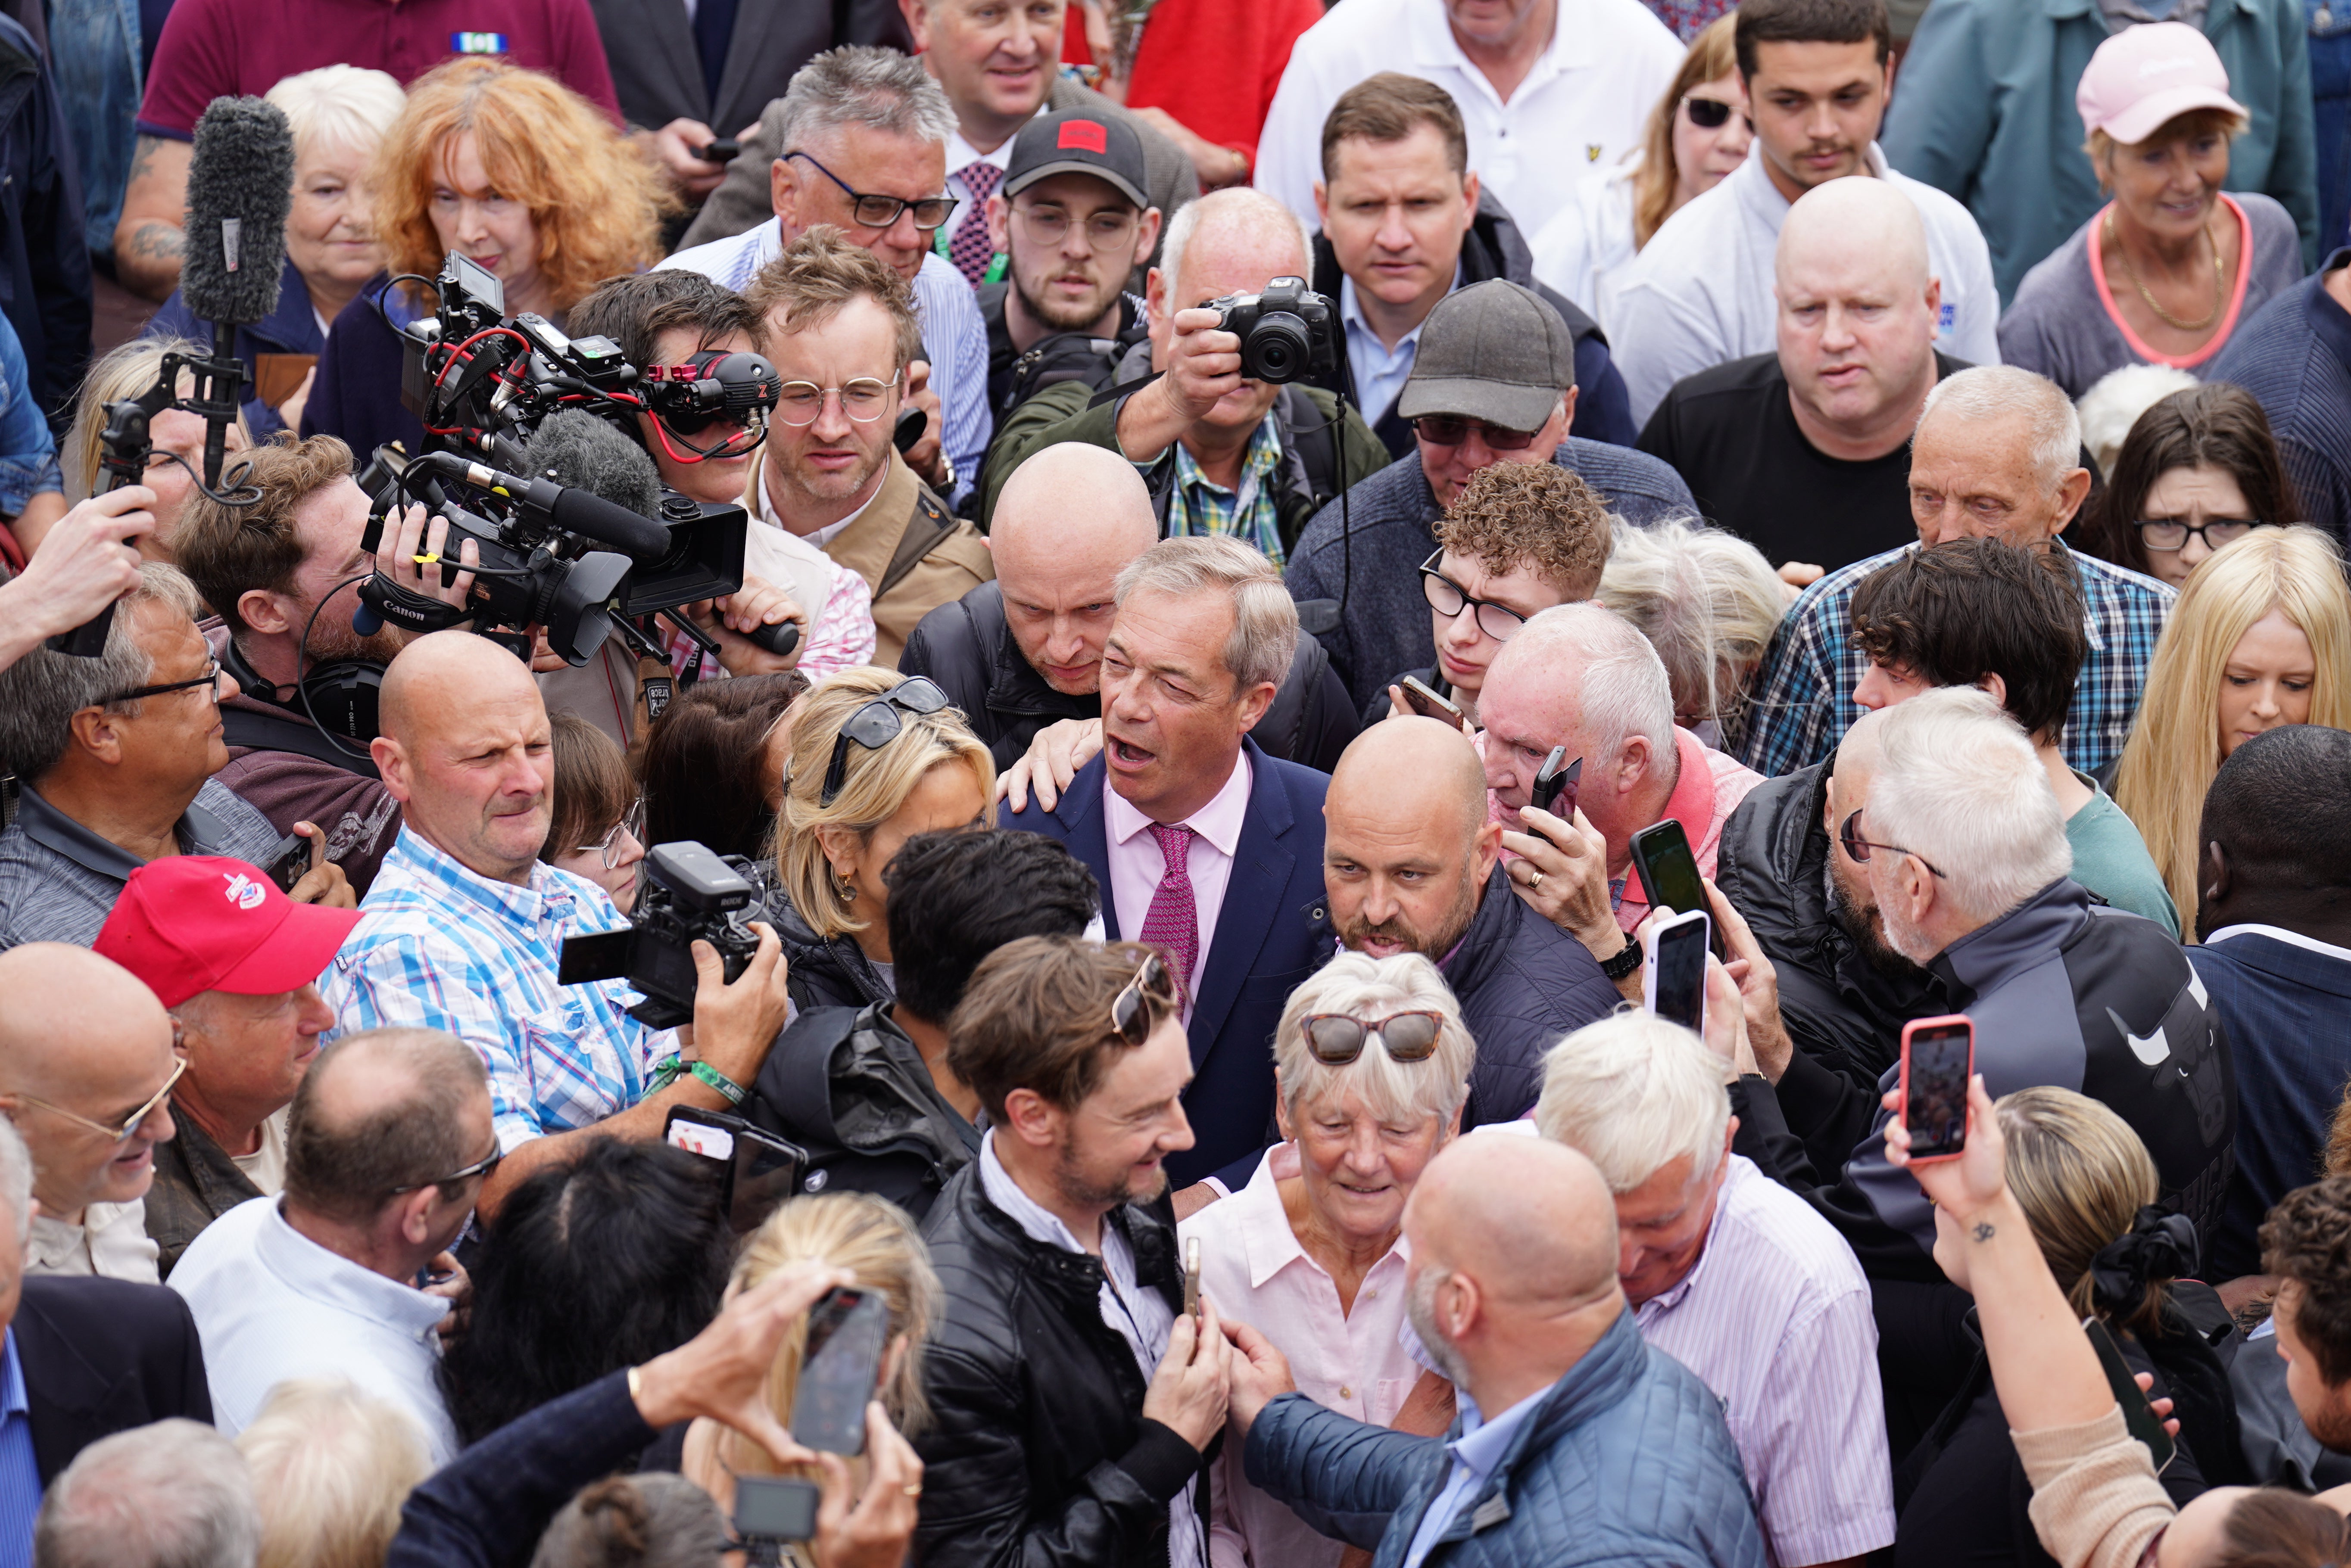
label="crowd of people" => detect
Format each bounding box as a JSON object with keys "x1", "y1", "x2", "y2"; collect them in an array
[{"x1": 6, "y1": 0, "x2": 2351, "y2": 1562}]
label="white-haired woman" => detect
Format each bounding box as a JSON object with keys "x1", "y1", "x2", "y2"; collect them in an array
[
  {"x1": 1179, "y1": 951, "x2": 1474, "y2": 1568},
  {"x1": 144, "y1": 65, "x2": 408, "y2": 435},
  {"x1": 1597, "y1": 516, "x2": 1786, "y2": 755}
]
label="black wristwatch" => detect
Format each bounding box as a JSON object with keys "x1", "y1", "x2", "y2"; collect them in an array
[{"x1": 1598, "y1": 933, "x2": 1643, "y2": 981}]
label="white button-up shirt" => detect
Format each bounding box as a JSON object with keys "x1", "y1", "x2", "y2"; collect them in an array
[
  {"x1": 1256, "y1": 0, "x2": 1684, "y2": 240},
  {"x1": 168, "y1": 1195, "x2": 457, "y2": 1462},
  {"x1": 28, "y1": 1201, "x2": 157, "y2": 1283}
]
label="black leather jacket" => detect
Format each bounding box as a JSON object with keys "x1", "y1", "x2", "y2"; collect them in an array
[{"x1": 913, "y1": 1164, "x2": 1205, "y2": 1568}]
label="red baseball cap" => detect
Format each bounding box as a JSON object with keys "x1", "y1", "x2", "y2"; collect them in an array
[{"x1": 94, "y1": 855, "x2": 363, "y2": 1009}]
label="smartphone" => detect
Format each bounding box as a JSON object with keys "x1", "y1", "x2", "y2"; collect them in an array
[
  {"x1": 727, "y1": 1123, "x2": 806, "y2": 1238},
  {"x1": 2084, "y1": 1316, "x2": 2177, "y2": 1473},
  {"x1": 892, "y1": 406, "x2": 927, "y2": 455},
  {"x1": 792, "y1": 1287, "x2": 889, "y2": 1456},
  {"x1": 698, "y1": 137, "x2": 742, "y2": 165},
  {"x1": 1530, "y1": 746, "x2": 1582, "y2": 820},
  {"x1": 1182, "y1": 1235, "x2": 1203, "y2": 1325},
  {"x1": 1897, "y1": 1015, "x2": 1975, "y2": 1164},
  {"x1": 734, "y1": 1476, "x2": 820, "y2": 1543},
  {"x1": 1644, "y1": 908, "x2": 1710, "y2": 1032},
  {"x1": 264, "y1": 831, "x2": 312, "y2": 894},
  {"x1": 1398, "y1": 675, "x2": 1463, "y2": 725},
  {"x1": 1629, "y1": 819, "x2": 1725, "y2": 960}
]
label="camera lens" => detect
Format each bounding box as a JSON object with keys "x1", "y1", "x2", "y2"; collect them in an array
[{"x1": 1242, "y1": 312, "x2": 1311, "y2": 384}]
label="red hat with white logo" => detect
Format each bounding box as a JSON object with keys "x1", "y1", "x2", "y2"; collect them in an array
[{"x1": 94, "y1": 855, "x2": 362, "y2": 1009}]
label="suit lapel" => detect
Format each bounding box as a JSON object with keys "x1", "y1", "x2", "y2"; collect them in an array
[
  {"x1": 1185, "y1": 741, "x2": 1294, "y2": 1067},
  {"x1": 709, "y1": 0, "x2": 770, "y2": 131},
  {"x1": 646, "y1": 0, "x2": 709, "y2": 121},
  {"x1": 1052, "y1": 759, "x2": 1118, "y2": 937},
  {"x1": 16, "y1": 1290, "x2": 133, "y2": 1484}
]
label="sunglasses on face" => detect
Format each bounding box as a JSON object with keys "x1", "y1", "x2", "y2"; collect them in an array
[
  {"x1": 1682, "y1": 95, "x2": 1745, "y2": 131},
  {"x1": 819, "y1": 678, "x2": 952, "y2": 806},
  {"x1": 1838, "y1": 809, "x2": 1949, "y2": 880},
  {"x1": 1110, "y1": 952, "x2": 1182, "y2": 1044},
  {"x1": 1410, "y1": 415, "x2": 1543, "y2": 451},
  {"x1": 1299, "y1": 1011, "x2": 1445, "y2": 1065}
]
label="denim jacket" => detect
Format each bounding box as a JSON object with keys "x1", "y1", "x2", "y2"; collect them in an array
[
  {"x1": 0, "y1": 310, "x2": 60, "y2": 519},
  {"x1": 44, "y1": 0, "x2": 140, "y2": 259}
]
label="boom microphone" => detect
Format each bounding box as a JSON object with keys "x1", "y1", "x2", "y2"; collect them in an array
[
  {"x1": 412, "y1": 449, "x2": 673, "y2": 560},
  {"x1": 181, "y1": 96, "x2": 295, "y2": 328},
  {"x1": 523, "y1": 410, "x2": 666, "y2": 523}
]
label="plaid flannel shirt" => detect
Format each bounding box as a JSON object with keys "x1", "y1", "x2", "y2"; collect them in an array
[
  {"x1": 1737, "y1": 540, "x2": 2176, "y2": 779},
  {"x1": 1166, "y1": 417, "x2": 1288, "y2": 566},
  {"x1": 321, "y1": 829, "x2": 677, "y2": 1151}
]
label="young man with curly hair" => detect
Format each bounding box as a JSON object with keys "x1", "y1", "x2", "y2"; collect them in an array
[{"x1": 2257, "y1": 1178, "x2": 2351, "y2": 1468}]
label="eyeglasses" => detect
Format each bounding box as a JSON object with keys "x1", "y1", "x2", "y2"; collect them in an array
[
  {"x1": 820, "y1": 677, "x2": 952, "y2": 806},
  {"x1": 1410, "y1": 415, "x2": 1543, "y2": 451},
  {"x1": 390, "y1": 1140, "x2": 505, "y2": 1195},
  {"x1": 2134, "y1": 517, "x2": 2264, "y2": 553},
  {"x1": 774, "y1": 369, "x2": 901, "y2": 427},
  {"x1": 1110, "y1": 952, "x2": 1181, "y2": 1045},
  {"x1": 1299, "y1": 1012, "x2": 1446, "y2": 1065},
  {"x1": 1012, "y1": 202, "x2": 1140, "y2": 253},
  {"x1": 14, "y1": 1053, "x2": 186, "y2": 1144},
  {"x1": 576, "y1": 799, "x2": 645, "y2": 869},
  {"x1": 1683, "y1": 95, "x2": 1746, "y2": 131},
  {"x1": 785, "y1": 151, "x2": 959, "y2": 231},
  {"x1": 1420, "y1": 550, "x2": 1531, "y2": 643},
  {"x1": 105, "y1": 657, "x2": 225, "y2": 707},
  {"x1": 1839, "y1": 809, "x2": 1949, "y2": 880}
]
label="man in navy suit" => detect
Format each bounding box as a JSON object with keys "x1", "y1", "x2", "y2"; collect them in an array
[
  {"x1": 2191, "y1": 725, "x2": 2351, "y2": 1283},
  {"x1": 1001, "y1": 535, "x2": 1331, "y2": 1186}
]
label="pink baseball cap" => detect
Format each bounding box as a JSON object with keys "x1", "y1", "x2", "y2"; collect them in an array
[
  {"x1": 94, "y1": 856, "x2": 361, "y2": 1009},
  {"x1": 2077, "y1": 22, "x2": 2248, "y2": 147}
]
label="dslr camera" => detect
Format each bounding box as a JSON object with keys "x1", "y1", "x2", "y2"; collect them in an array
[
  {"x1": 1206, "y1": 275, "x2": 1339, "y2": 385},
  {"x1": 557, "y1": 841, "x2": 764, "y2": 1029}
]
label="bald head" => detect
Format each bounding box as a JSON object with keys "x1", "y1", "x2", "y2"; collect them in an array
[
  {"x1": 989, "y1": 446, "x2": 1159, "y2": 697},
  {"x1": 1410, "y1": 1133, "x2": 1620, "y2": 1307},
  {"x1": 287, "y1": 1027, "x2": 489, "y2": 1230},
  {"x1": 0, "y1": 946, "x2": 178, "y2": 1219},
  {"x1": 1777, "y1": 177, "x2": 1929, "y2": 294},
  {"x1": 1163, "y1": 187, "x2": 1312, "y2": 303},
  {"x1": 1329, "y1": 718, "x2": 1487, "y2": 842},
  {"x1": 378, "y1": 631, "x2": 542, "y2": 749},
  {"x1": 370, "y1": 631, "x2": 554, "y2": 883},
  {"x1": 1774, "y1": 180, "x2": 1944, "y2": 449},
  {"x1": 1324, "y1": 718, "x2": 1499, "y2": 960}
]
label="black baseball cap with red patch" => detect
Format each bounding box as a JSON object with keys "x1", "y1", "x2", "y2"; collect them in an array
[{"x1": 1003, "y1": 110, "x2": 1152, "y2": 212}]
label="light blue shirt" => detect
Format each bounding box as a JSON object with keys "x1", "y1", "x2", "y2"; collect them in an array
[
  {"x1": 0, "y1": 1330, "x2": 38, "y2": 1568},
  {"x1": 1338, "y1": 264, "x2": 1461, "y2": 426},
  {"x1": 1400, "y1": 1384, "x2": 1550, "y2": 1568}
]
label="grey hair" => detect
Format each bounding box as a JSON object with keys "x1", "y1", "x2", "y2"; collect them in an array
[
  {"x1": 1535, "y1": 1011, "x2": 1731, "y2": 1194},
  {"x1": 0, "y1": 1118, "x2": 30, "y2": 1258},
  {"x1": 1272, "y1": 952, "x2": 1475, "y2": 1127},
  {"x1": 775, "y1": 45, "x2": 957, "y2": 155},
  {"x1": 1919, "y1": 364, "x2": 2084, "y2": 494},
  {"x1": 2075, "y1": 364, "x2": 2199, "y2": 480},
  {"x1": 1113, "y1": 535, "x2": 1299, "y2": 693},
  {"x1": 264, "y1": 65, "x2": 405, "y2": 160},
  {"x1": 1496, "y1": 602, "x2": 1676, "y2": 772},
  {"x1": 236, "y1": 1379, "x2": 430, "y2": 1568},
  {"x1": 0, "y1": 562, "x2": 205, "y2": 783},
  {"x1": 1598, "y1": 517, "x2": 1785, "y2": 730},
  {"x1": 1866, "y1": 685, "x2": 2072, "y2": 925},
  {"x1": 1156, "y1": 187, "x2": 1313, "y2": 300},
  {"x1": 35, "y1": 1419, "x2": 262, "y2": 1568},
  {"x1": 530, "y1": 1474, "x2": 729, "y2": 1568}
]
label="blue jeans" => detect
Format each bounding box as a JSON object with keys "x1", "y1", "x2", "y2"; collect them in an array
[{"x1": 2312, "y1": 5, "x2": 2351, "y2": 254}]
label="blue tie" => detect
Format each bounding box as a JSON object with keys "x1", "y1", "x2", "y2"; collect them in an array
[{"x1": 692, "y1": 0, "x2": 739, "y2": 108}]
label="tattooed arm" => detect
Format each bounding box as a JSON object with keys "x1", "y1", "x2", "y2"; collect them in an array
[{"x1": 113, "y1": 136, "x2": 193, "y2": 301}]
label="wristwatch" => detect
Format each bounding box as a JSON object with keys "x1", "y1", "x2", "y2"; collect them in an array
[{"x1": 1598, "y1": 932, "x2": 1643, "y2": 981}]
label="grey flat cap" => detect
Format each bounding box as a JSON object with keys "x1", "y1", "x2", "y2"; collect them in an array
[{"x1": 1396, "y1": 279, "x2": 1577, "y2": 432}]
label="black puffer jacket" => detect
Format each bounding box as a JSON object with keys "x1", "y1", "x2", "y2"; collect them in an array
[
  {"x1": 912, "y1": 1165, "x2": 1204, "y2": 1568},
  {"x1": 761, "y1": 883, "x2": 892, "y2": 1014},
  {"x1": 900, "y1": 579, "x2": 1362, "y2": 775}
]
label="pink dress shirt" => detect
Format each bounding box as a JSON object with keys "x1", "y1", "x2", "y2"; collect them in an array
[
  {"x1": 1178, "y1": 1141, "x2": 1428, "y2": 1568},
  {"x1": 1104, "y1": 748, "x2": 1253, "y2": 1022}
]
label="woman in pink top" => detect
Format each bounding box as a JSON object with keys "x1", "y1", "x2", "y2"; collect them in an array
[
  {"x1": 1178, "y1": 951, "x2": 1470, "y2": 1568},
  {"x1": 1999, "y1": 22, "x2": 2304, "y2": 399}
]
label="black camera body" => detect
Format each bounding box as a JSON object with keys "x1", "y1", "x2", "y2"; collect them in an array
[
  {"x1": 1207, "y1": 275, "x2": 1339, "y2": 385},
  {"x1": 397, "y1": 251, "x2": 639, "y2": 451},
  {"x1": 558, "y1": 841, "x2": 764, "y2": 1030}
]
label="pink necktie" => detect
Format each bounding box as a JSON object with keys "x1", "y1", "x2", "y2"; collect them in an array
[
  {"x1": 949, "y1": 163, "x2": 1002, "y2": 287},
  {"x1": 1138, "y1": 823, "x2": 1199, "y2": 1000}
]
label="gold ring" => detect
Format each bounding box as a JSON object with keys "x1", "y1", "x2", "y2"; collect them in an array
[
  {"x1": 902, "y1": 1484, "x2": 923, "y2": 1497},
  {"x1": 1528, "y1": 870, "x2": 1543, "y2": 890}
]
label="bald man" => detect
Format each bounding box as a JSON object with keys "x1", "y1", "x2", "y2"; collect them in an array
[
  {"x1": 1324, "y1": 718, "x2": 1616, "y2": 1122},
  {"x1": 321, "y1": 632, "x2": 794, "y2": 1211},
  {"x1": 1229, "y1": 1134, "x2": 1767, "y2": 1568},
  {"x1": 0, "y1": 945, "x2": 179, "y2": 1282},
  {"x1": 976, "y1": 187, "x2": 1388, "y2": 560},
  {"x1": 1639, "y1": 179, "x2": 1962, "y2": 580}
]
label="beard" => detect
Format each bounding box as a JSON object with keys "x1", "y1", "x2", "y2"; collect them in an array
[
  {"x1": 773, "y1": 439, "x2": 888, "y2": 510},
  {"x1": 305, "y1": 609, "x2": 405, "y2": 666},
  {"x1": 1012, "y1": 264, "x2": 1120, "y2": 335},
  {"x1": 1824, "y1": 857, "x2": 1924, "y2": 982},
  {"x1": 1054, "y1": 1128, "x2": 1164, "y2": 1213},
  {"x1": 1339, "y1": 868, "x2": 1480, "y2": 960},
  {"x1": 1406, "y1": 1266, "x2": 1472, "y2": 1387}
]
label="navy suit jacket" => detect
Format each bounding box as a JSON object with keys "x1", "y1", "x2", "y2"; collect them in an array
[
  {"x1": 2192, "y1": 928, "x2": 2351, "y2": 1278},
  {"x1": 1004, "y1": 737, "x2": 1332, "y2": 1184}
]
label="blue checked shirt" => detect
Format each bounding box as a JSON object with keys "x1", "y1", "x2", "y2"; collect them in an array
[
  {"x1": 1737, "y1": 539, "x2": 2176, "y2": 779},
  {"x1": 1166, "y1": 416, "x2": 1288, "y2": 565},
  {"x1": 321, "y1": 829, "x2": 677, "y2": 1151},
  {"x1": 658, "y1": 218, "x2": 992, "y2": 508}
]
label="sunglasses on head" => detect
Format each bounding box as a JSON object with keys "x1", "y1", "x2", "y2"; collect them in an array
[
  {"x1": 1110, "y1": 952, "x2": 1182, "y2": 1045},
  {"x1": 1683, "y1": 95, "x2": 1742, "y2": 130},
  {"x1": 819, "y1": 678, "x2": 952, "y2": 806},
  {"x1": 1299, "y1": 1012, "x2": 1445, "y2": 1066}
]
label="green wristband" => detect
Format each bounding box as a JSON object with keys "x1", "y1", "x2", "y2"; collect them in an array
[{"x1": 688, "y1": 1060, "x2": 747, "y2": 1106}]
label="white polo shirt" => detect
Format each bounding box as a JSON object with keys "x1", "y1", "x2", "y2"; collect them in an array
[
  {"x1": 1254, "y1": 0, "x2": 1683, "y2": 241},
  {"x1": 1607, "y1": 143, "x2": 2002, "y2": 425}
]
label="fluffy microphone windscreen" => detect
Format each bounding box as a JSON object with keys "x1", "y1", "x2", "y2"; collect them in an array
[
  {"x1": 180, "y1": 96, "x2": 296, "y2": 328},
  {"x1": 524, "y1": 411, "x2": 667, "y2": 521}
]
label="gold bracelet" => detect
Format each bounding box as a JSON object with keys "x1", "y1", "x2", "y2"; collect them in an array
[{"x1": 627, "y1": 1364, "x2": 645, "y2": 1407}]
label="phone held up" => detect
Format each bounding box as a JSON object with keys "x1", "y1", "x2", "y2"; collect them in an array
[
  {"x1": 661, "y1": 1106, "x2": 808, "y2": 1237},
  {"x1": 1643, "y1": 907, "x2": 1710, "y2": 1033},
  {"x1": 1629, "y1": 819, "x2": 1726, "y2": 961},
  {"x1": 1398, "y1": 675, "x2": 1464, "y2": 726},
  {"x1": 1530, "y1": 745, "x2": 1581, "y2": 820},
  {"x1": 264, "y1": 831, "x2": 312, "y2": 894},
  {"x1": 1897, "y1": 1015, "x2": 1975, "y2": 1164},
  {"x1": 793, "y1": 1285, "x2": 891, "y2": 1456}
]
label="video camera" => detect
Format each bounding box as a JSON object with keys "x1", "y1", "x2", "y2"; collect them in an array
[
  {"x1": 1207, "y1": 275, "x2": 1339, "y2": 385},
  {"x1": 557, "y1": 840, "x2": 765, "y2": 1030}
]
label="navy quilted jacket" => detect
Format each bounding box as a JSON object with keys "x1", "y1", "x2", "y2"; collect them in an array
[{"x1": 1244, "y1": 1310, "x2": 1766, "y2": 1568}]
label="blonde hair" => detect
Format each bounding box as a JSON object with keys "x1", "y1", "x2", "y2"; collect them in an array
[
  {"x1": 2113, "y1": 526, "x2": 2351, "y2": 931},
  {"x1": 1599, "y1": 516, "x2": 1785, "y2": 735},
  {"x1": 265, "y1": 65, "x2": 407, "y2": 161},
  {"x1": 1536, "y1": 1011, "x2": 1730, "y2": 1194},
  {"x1": 1998, "y1": 1086, "x2": 2163, "y2": 1329},
  {"x1": 723, "y1": 1194, "x2": 941, "y2": 1481},
  {"x1": 1633, "y1": 16, "x2": 1740, "y2": 250},
  {"x1": 61, "y1": 337, "x2": 252, "y2": 507},
  {"x1": 776, "y1": 667, "x2": 995, "y2": 939},
  {"x1": 235, "y1": 1379, "x2": 430, "y2": 1568},
  {"x1": 371, "y1": 57, "x2": 668, "y2": 315},
  {"x1": 1271, "y1": 952, "x2": 1475, "y2": 1128},
  {"x1": 2086, "y1": 106, "x2": 2248, "y2": 192}
]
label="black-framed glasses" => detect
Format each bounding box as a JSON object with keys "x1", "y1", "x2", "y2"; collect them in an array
[
  {"x1": 105, "y1": 657, "x2": 225, "y2": 707},
  {"x1": 1110, "y1": 952, "x2": 1181, "y2": 1044},
  {"x1": 1683, "y1": 95, "x2": 1747, "y2": 131},
  {"x1": 390, "y1": 1140, "x2": 505, "y2": 1195},
  {"x1": 774, "y1": 369, "x2": 901, "y2": 427},
  {"x1": 1421, "y1": 550, "x2": 1531, "y2": 643},
  {"x1": 1300, "y1": 1011, "x2": 1445, "y2": 1065},
  {"x1": 819, "y1": 677, "x2": 952, "y2": 806},
  {"x1": 2134, "y1": 517, "x2": 2265, "y2": 553},
  {"x1": 785, "y1": 151, "x2": 958, "y2": 231},
  {"x1": 1839, "y1": 809, "x2": 1949, "y2": 879},
  {"x1": 1410, "y1": 415, "x2": 1542, "y2": 451},
  {"x1": 576, "y1": 800, "x2": 645, "y2": 869},
  {"x1": 1012, "y1": 201, "x2": 1140, "y2": 253}
]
